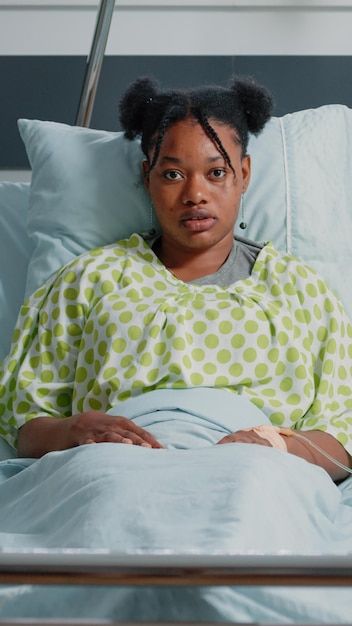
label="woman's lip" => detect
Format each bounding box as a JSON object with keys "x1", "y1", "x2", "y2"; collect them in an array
[
  {"x1": 181, "y1": 209, "x2": 213, "y2": 220},
  {"x1": 181, "y1": 216, "x2": 216, "y2": 231}
]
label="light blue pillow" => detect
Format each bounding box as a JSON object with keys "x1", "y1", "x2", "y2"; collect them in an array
[
  {"x1": 238, "y1": 116, "x2": 286, "y2": 248},
  {"x1": 18, "y1": 120, "x2": 153, "y2": 298},
  {"x1": 18, "y1": 117, "x2": 286, "y2": 298},
  {"x1": 18, "y1": 107, "x2": 352, "y2": 321},
  {"x1": 0, "y1": 181, "x2": 33, "y2": 362},
  {"x1": 246, "y1": 104, "x2": 352, "y2": 321},
  {"x1": 279, "y1": 104, "x2": 352, "y2": 321}
]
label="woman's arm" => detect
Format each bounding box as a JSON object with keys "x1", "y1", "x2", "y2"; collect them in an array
[
  {"x1": 217, "y1": 428, "x2": 351, "y2": 482},
  {"x1": 17, "y1": 412, "x2": 164, "y2": 458},
  {"x1": 284, "y1": 429, "x2": 351, "y2": 483}
]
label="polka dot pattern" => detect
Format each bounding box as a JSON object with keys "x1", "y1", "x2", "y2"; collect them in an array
[{"x1": 1, "y1": 233, "x2": 352, "y2": 453}]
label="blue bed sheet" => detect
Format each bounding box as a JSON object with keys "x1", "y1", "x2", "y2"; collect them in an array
[{"x1": 0, "y1": 388, "x2": 352, "y2": 622}]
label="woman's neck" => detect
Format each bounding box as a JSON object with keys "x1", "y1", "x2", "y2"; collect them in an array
[{"x1": 153, "y1": 237, "x2": 234, "y2": 282}]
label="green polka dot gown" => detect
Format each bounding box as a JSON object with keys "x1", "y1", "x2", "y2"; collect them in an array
[{"x1": 1, "y1": 233, "x2": 352, "y2": 452}]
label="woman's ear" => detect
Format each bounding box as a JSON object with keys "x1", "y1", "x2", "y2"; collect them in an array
[
  {"x1": 142, "y1": 160, "x2": 150, "y2": 193},
  {"x1": 241, "y1": 155, "x2": 251, "y2": 193}
]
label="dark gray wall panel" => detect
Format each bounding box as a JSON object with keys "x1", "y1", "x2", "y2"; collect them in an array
[{"x1": 1, "y1": 55, "x2": 352, "y2": 168}]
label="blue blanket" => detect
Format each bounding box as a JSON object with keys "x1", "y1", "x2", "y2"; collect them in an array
[{"x1": 1, "y1": 388, "x2": 352, "y2": 622}]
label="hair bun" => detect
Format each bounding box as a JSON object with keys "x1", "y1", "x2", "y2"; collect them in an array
[
  {"x1": 228, "y1": 75, "x2": 274, "y2": 135},
  {"x1": 119, "y1": 76, "x2": 160, "y2": 140}
]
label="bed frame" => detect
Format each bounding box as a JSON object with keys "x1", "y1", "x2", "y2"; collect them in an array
[
  {"x1": 1, "y1": 552, "x2": 352, "y2": 625},
  {"x1": 1, "y1": 2, "x2": 352, "y2": 625},
  {"x1": 2, "y1": 551, "x2": 352, "y2": 587}
]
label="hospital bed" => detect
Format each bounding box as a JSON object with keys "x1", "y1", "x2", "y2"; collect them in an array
[{"x1": 1, "y1": 1, "x2": 352, "y2": 624}]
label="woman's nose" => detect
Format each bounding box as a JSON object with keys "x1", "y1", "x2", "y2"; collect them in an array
[{"x1": 182, "y1": 175, "x2": 207, "y2": 205}]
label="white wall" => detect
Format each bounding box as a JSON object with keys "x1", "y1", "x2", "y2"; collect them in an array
[{"x1": 1, "y1": 1, "x2": 352, "y2": 56}]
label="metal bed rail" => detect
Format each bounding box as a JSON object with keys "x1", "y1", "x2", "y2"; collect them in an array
[
  {"x1": 1, "y1": 552, "x2": 352, "y2": 587},
  {"x1": 1, "y1": 554, "x2": 352, "y2": 626},
  {"x1": 1, "y1": 623, "x2": 351, "y2": 626},
  {"x1": 75, "y1": 0, "x2": 116, "y2": 127}
]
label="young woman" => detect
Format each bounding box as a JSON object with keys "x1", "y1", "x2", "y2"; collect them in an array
[
  {"x1": 3, "y1": 75, "x2": 350, "y2": 482},
  {"x1": 0, "y1": 75, "x2": 352, "y2": 623}
]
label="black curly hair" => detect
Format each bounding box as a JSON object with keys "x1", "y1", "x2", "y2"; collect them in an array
[{"x1": 119, "y1": 75, "x2": 274, "y2": 174}]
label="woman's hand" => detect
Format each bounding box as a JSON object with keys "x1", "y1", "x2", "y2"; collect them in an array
[
  {"x1": 17, "y1": 411, "x2": 163, "y2": 458},
  {"x1": 67, "y1": 411, "x2": 163, "y2": 449}
]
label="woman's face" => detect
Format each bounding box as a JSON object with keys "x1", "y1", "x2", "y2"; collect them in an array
[{"x1": 143, "y1": 118, "x2": 250, "y2": 254}]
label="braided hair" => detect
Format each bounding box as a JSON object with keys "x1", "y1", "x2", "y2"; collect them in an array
[{"x1": 119, "y1": 75, "x2": 274, "y2": 173}]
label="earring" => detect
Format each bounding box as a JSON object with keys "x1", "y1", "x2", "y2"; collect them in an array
[
  {"x1": 149, "y1": 203, "x2": 156, "y2": 235},
  {"x1": 239, "y1": 194, "x2": 247, "y2": 230}
]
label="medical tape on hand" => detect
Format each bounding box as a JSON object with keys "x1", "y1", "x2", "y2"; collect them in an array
[
  {"x1": 243, "y1": 425, "x2": 294, "y2": 451},
  {"x1": 245, "y1": 425, "x2": 352, "y2": 474}
]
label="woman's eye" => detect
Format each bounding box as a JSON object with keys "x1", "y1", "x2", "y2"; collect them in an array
[
  {"x1": 164, "y1": 171, "x2": 182, "y2": 180},
  {"x1": 211, "y1": 169, "x2": 226, "y2": 179}
]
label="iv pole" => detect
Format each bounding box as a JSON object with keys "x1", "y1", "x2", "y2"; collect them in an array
[{"x1": 75, "y1": 0, "x2": 116, "y2": 127}]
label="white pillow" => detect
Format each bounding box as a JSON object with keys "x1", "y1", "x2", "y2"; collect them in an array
[{"x1": 0, "y1": 182, "x2": 33, "y2": 362}]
